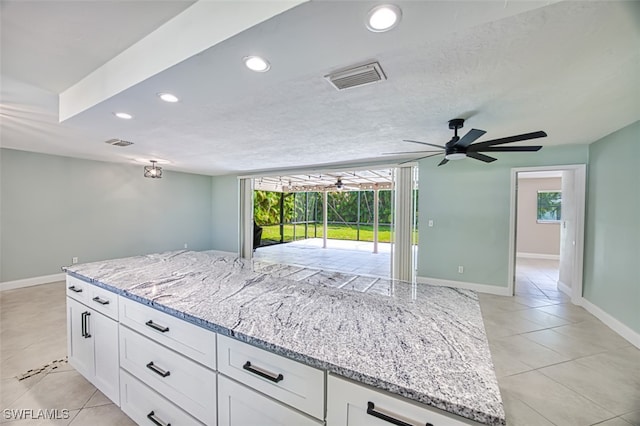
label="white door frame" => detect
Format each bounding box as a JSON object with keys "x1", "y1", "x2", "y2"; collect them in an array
[{"x1": 508, "y1": 164, "x2": 587, "y2": 304}]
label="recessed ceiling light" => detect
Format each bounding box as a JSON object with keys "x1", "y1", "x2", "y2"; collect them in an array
[
  {"x1": 158, "y1": 93, "x2": 179, "y2": 103},
  {"x1": 114, "y1": 112, "x2": 133, "y2": 120},
  {"x1": 244, "y1": 56, "x2": 270, "y2": 72},
  {"x1": 366, "y1": 5, "x2": 402, "y2": 32}
]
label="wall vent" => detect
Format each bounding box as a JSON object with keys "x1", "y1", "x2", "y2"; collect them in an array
[
  {"x1": 325, "y1": 61, "x2": 386, "y2": 91},
  {"x1": 105, "y1": 138, "x2": 133, "y2": 147}
]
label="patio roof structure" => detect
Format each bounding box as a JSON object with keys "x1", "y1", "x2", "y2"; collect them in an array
[{"x1": 254, "y1": 168, "x2": 394, "y2": 193}]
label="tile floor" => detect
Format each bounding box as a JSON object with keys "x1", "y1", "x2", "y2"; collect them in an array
[
  {"x1": 254, "y1": 238, "x2": 392, "y2": 277},
  {"x1": 0, "y1": 257, "x2": 638, "y2": 425}
]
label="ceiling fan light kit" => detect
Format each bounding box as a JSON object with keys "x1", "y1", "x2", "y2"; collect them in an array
[{"x1": 394, "y1": 118, "x2": 547, "y2": 166}]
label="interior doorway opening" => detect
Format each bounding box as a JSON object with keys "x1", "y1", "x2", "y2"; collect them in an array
[
  {"x1": 509, "y1": 165, "x2": 586, "y2": 304},
  {"x1": 514, "y1": 171, "x2": 563, "y2": 299}
]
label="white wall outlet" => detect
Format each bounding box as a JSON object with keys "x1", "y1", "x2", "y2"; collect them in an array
[
  {"x1": 184, "y1": 243, "x2": 188, "y2": 249},
  {"x1": 428, "y1": 219, "x2": 434, "y2": 227},
  {"x1": 72, "y1": 257, "x2": 78, "y2": 264},
  {"x1": 458, "y1": 265, "x2": 464, "y2": 274}
]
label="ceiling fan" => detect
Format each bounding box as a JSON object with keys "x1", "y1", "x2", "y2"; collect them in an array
[
  {"x1": 387, "y1": 119, "x2": 547, "y2": 166},
  {"x1": 325, "y1": 177, "x2": 358, "y2": 191}
]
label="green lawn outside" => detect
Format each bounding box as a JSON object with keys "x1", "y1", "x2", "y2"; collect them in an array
[{"x1": 259, "y1": 223, "x2": 417, "y2": 244}]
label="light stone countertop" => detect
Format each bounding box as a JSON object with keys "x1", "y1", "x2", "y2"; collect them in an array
[{"x1": 66, "y1": 250, "x2": 505, "y2": 425}]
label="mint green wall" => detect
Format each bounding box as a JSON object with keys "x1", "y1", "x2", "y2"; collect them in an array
[
  {"x1": 417, "y1": 145, "x2": 589, "y2": 287},
  {"x1": 583, "y1": 121, "x2": 640, "y2": 333},
  {"x1": 211, "y1": 175, "x2": 239, "y2": 253},
  {"x1": 0, "y1": 149, "x2": 213, "y2": 282}
]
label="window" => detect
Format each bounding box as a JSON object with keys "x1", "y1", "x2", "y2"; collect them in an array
[{"x1": 537, "y1": 190, "x2": 561, "y2": 222}]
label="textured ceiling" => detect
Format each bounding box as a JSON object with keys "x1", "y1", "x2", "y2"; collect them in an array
[
  {"x1": 0, "y1": 0, "x2": 195, "y2": 92},
  {"x1": 2, "y1": 1, "x2": 639, "y2": 176}
]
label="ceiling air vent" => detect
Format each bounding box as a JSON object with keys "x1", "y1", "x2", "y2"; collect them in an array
[
  {"x1": 325, "y1": 61, "x2": 386, "y2": 91},
  {"x1": 105, "y1": 138, "x2": 133, "y2": 147}
]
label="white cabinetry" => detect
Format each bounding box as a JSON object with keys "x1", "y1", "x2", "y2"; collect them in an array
[
  {"x1": 120, "y1": 369, "x2": 204, "y2": 426},
  {"x1": 218, "y1": 375, "x2": 321, "y2": 426},
  {"x1": 217, "y1": 334, "x2": 324, "y2": 420},
  {"x1": 118, "y1": 296, "x2": 217, "y2": 425},
  {"x1": 66, "y1": 277, "x2": 119, "y2": 405},
  {"x1": 327, "y1": 375, "x2": 482, "y2": 426}
]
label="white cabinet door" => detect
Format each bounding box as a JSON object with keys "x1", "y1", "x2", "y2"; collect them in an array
[
  {"x1": 67, "y1": 296, "x2": 120, "y2": 406},
  {"x1": 92, "y1": 310, "x2": 120, "y2": 405},
  {"x1": 67, "y1": 297, "x2": 93, "y2": 378},
  {"x1": 218, "y1": 375, "x2": 321, "y2": 426}
]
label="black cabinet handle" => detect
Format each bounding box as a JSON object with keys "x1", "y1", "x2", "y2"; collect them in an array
[
  {"x1": 92, "y1": 296, "x2": 109, "y2": 305},
  {"x1": 146, "y1": 411, "x2": 171, "y2": 426},
  {"x1": 146, "y1": 362, "x2": 171, "y2": 378},
  {"x1": 68, "y1": 285, "x2": 83, "y2": 293},
  {"x1": 367, "y1": 402, "x2": 433, "y2": 426},
  {"x1": 242, "y1": 361, "x2": 283, "y2": 383},
  {"x1": 81, "y1": 311, "x2": 91, "y2": 338},
  {"x1": 146, "y1": 320, "x2": 169, "y2": 333}
]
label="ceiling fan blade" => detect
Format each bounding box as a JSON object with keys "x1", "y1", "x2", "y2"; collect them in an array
[
  {"x1": 437, "y1": 158, "x2": 449, "y2": 166},
  {"x1": 453, "y1": 128, "x2": 486, "y2": 148},
  {"x1": 381, "y1": 150, "x2": 440, "y2": 155},
  {"x1": 477, "y1": 146, "x2": 542, "y2": 152},
  {"x1": 467, "y1": 152, "x2": 497, "y2": 163},
  {"x1": 468, "y1": 131, "x2": 547, "y2": 151},
  {"x1": 399, "y1": 152, "x2": 442, "y2": 165},
  {"x1": 403, "y1": 139, "x2": 446, "y2": 149}
]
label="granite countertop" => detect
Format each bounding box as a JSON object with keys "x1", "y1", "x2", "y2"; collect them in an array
[{"x1": 66, "y1": 250, "x2": 505, "y2": 425}]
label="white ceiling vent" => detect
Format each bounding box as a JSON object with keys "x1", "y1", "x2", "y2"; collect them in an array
[
  {"x1": 325, "y1": 61, "x2": 386, "y2": 91},
  {"x1": 105, "y1": 138, "x2": 133, "y2": 147}
]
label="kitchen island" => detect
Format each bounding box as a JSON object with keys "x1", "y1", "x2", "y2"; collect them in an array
[{"x1": 65, "y1": 250, "x2": 505, "y2": 426}]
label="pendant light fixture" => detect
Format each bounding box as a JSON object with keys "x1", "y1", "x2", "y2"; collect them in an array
[{"x1": 144, "y1": 160, "x2": 163, "y2": 179}]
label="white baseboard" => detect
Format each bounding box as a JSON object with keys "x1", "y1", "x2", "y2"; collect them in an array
[
  {"x1": 557, "y1": 280, "x2": 571, "y2": 297},
  {"x1": 579, "y1": 297, "x2": 640, "y2": 350},
  {"x1": 517, "y1": 252, "x2": 560, "y2": 260},
  {"x1": 1, "y1": 273, "x2": 66, "y2": 292},
  {"x1": 416, "y1": 276, "x2": 511, "y2": 296}
]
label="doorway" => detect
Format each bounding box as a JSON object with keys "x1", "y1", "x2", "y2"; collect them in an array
[
  {"x1": 508, "y1": 165, "x2": 586, "y2": 304},
  {"x1": 241, "y1": 165, "x2": 418, "y2": 280}
]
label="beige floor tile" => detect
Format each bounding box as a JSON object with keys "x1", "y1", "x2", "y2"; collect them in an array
[
  {"x1": 509, "y1": 308, "x2": 571, "y2": 328},
  {"x1": 521, "y1": 328, "x2": 610, "y2": 359},
  {"x1": 537, "y1": 303, "x2": 596, "y2": 323},
  {"x1": 539, "y1": 346, "x2": 640, "y2": 416},
  {"x1": 552, "y1": 320, "x2": 632, "y2": 350},
  {"x1": 512, "y1": 295, "x2": 560, "y2": 308},
  {"x1": 499, "y1": 370, "x2": 615, "y2": 426},
  {"x1": 478, "y1": 294, "x2": 530, "y2": 312},
  {"x1": 6, "y1": 370, "x2": 95, "y2": 412},
  {"x1": 622, "y1": 410, "x2": 640, "y2": 426},
  {"x1": 68, "y1": 404, "x2": 135, "y2": 426},
  {"x1": 2, "y1": 409, "x2": 79, "y2": 425},
  {"x1": 83, "y1": 390, "x2": 112, "y2": 408},
  {"x1": 489, "y1": 334, "x2": 570, "y2": 370},
  {"x1": 501, "y1": 393, "x2": 555, "y2": 426},
  {"x1": 594, "y1": 418, "x2": 634, "y2": 426},
  {"x1": 1, "y1": 376, "x2": 45, "y2": 410},
  {"x1": 482, "y1": 311, "x2": 549, "y2": 336}
]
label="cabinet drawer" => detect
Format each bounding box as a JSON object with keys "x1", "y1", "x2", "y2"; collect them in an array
[
  {"x1": 119, "y1": 326, "x2": 216, "y2": 425},
  {"x1": 218, "y1": 375, "x2": 321, "y2": 426},
  {"x1": 327, "y1": 375, "x2": 482, "y2": 426},
  {"x1": 85, "y1": 283, "x2": 119, "y2": 320},
  {"x1": 217, "y1": 334, "x2": 324, "y2": 420},
  {"x1": 120, "y1": 369, "x2": 205, "y2": 426},
  {"x1": 119, "y1": 296, "x2": 216, "y2": 369},
  {"x1": 66, "y1": 275, "x2": 89, "y2": 304}
]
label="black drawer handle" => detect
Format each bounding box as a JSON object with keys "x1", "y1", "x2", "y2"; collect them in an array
[
  {"x1": 367, "y1": 402, "x2": 433, "y2": 426},
  {"x1": 92, "y1": 296, "x2": 109, "y2": 305},
  {"x1": 147, "y1": 411, "x2": 171, "y2": 426},
  {"x1": 81, "y1": 311, "x2": 91, "y2": 338},
  {"x1": 146, "y1": 320, "x2": 169, "y2": 333},
  {"x1": 242, "y1": 361, "x2": 283, "y2": 383},
  {"x1": 146, "y1": 361, "x2": 171, "y2": 378},
  {"x1": 68, "y1": 285, "x2": 83, "y2": 293}
]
